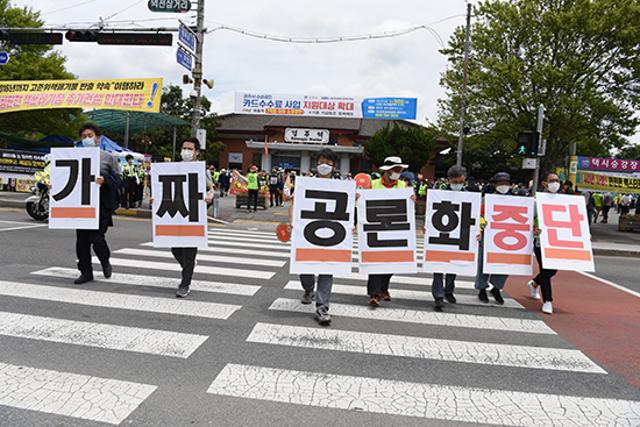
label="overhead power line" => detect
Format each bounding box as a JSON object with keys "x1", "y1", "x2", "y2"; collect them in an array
[{"x1": 41, "y1": 0, "x2": 101, "y2": 16}]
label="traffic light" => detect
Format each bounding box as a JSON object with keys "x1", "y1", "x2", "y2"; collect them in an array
[
  {"x1": 516, "y1": 131, "x2": 539, "y2": 157},
  {"x1": 65, "y1": 30, "x2": 98, "y2": 42},
  {"x1": 0, "y1": 31, "x2": 62, "y2": 45}
]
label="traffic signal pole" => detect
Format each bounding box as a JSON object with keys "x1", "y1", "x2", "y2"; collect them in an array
[
  {"x1": 531, "y1": 104, "x2": 545, "y2": 195},
  {"x1": 455, "y1": 2, "x2": 472, "y2": 167},
  {"x1": 190, "y1": 0, "x2": 205, "y2": 138}
]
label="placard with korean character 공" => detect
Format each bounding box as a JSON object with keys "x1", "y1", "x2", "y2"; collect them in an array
[
  {"x1": 357, "y1": 187, "x2": 417, "y2": 274},
  {"x1": 423, "y1": 190, "x2": 482, "y2": 275},
  {"x1": 290, "y1": 177, "x2": 356, "y2": 275},
  {"x1": 536, "y1": 192, "x2": 594, "y2": 272},
  {"x1": 151, "y1": 161, "x2": 208, "y2": 248},
  {"x1": 483, "y1": 194, "x2": 535, "y2": 275},
  {"x1": 49, "y1": 147, "x2": 100, "y2": 230}
]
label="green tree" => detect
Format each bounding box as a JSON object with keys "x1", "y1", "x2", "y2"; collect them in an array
[
  {"x1": 365, "y1": 123, "x2": 440, "y2": 172},
  {"x1": 0, "y1": 0, "x2": 84, "y2": 138},
  {"x1": 439, "y1": 0, "x2": 640, "y2": 173}
]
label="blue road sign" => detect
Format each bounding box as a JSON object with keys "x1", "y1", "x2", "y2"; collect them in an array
[
  {"x1": 176, "y1": 47, "x2": 193, "y2": 71},
  {"x1": 0, "y1": 52, "x2": 9, "y2": 65},
  {"x1": 178, "y1": 23, "x2": 196, "y2": 53},
  {"x1": 361, "y1": 97, "x2": 418, "y2": 120}
]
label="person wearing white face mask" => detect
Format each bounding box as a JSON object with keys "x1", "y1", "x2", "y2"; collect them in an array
[
  {"x1": 528, "y1": 172, "x2": 561, "y2": 314},
  {"x1": 474, "y1": 172, "x2": 513, "y2": 304}
]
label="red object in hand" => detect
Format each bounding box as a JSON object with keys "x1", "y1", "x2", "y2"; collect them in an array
[
  {"x1": 355, "y1": 173, "x2": 372, "y2": 189},
  {"x1": 276, "y1": 223, "x2": 291, "y2": 242}
]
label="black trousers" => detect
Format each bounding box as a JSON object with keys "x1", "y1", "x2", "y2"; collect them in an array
[
  {"x1": 171, "y1": 247, "x2": 197, "y2": 288},
  {"x1": 76, "y1": 226, "x2": 110, "y2": 273},
  {"x1": 248, "y1": 189, "x2": 259, "y2": 211},
  {"x1": 124, "y1": 178, "x2": 137, "y2": 208},
  {"x1": 269, "y1": 185, "x2": 281, "y2": 207},
  {"x1": 602, "y1": 206, "x2": 610, "y2": 222},
  {"x1": 533, "y1": 246, "x2": 556, "y2": 302},
  {"x1": 367, "y1": 274, "x2": 392, "y2": 296}
]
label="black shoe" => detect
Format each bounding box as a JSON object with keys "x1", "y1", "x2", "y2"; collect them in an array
[
  {"x1": 102, "y1": 262, "x2": 112, "y2": 279},
  {"x1": 314, "y1": 305, "x2": 331, "y2": 326},
  {"x1": 490, "y1": 288, "x2": 504, "y2": 305},
  {"x1": 444, "y1": 293, "x2": 457, "y2": 304},
  {"x1": 434, "y1": 298, "x2": 444, "y2": 312},
  {"x1": 176, "y1": 286, "x2": 190, "y2": 298},
  {"x1": 478, "y1": 289, "x2": 489, "y2": 303},
  {"x1": 74, "y1": 272, "x2": 94, "y2": 285}
]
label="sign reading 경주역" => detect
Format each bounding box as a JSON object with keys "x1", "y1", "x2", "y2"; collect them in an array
[{"x1": 284, "y1": 128, "x2": 330, "y2": 144}]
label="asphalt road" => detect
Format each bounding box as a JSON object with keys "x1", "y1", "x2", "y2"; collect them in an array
[{"x1": 0, "y1": 207, "x2": 639, "y2": 426}]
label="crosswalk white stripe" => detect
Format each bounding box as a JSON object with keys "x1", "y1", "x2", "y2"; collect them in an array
[
  {"x1": 207, "y1": 364, "x2": 640, "y2": 426},
  {"x1": 209, "y1": 228, "x2": 274, "y2": 237},
  {"x1": 282, "y1": 281, "x2": 523, "y2": 309},
  {"x1": 103, "y1": 257, "x2": 275, "y2": 280},
  {"x1": 208, "y1": 230, "x2": 280, "y2": 241},
  {"x1": 269, "y1": 298, "x2": 555, "y2": 335},
  {"x1": 247, "y1": 323, "x2": 604, "y2": 373},
  {"x1": 207, "y1": 235, "x2": 287, "y2": 246},
  {"x1": 32, "y1": 267, "x2": 260, "y2": 296},
  {"x1": 333, "y1": 272, "x2": 476, "y2": 288},
  {"x1": 207, "y1": 239, "x2": 290, "y2": 252},
  {"x1": 141, "y1": 242, "x2": 290, "y2": 259},
  {"x1": 0, "y1": 280, "x2": 241, "y2": 320},
  {"x1": 0, "y1": 362, "x2": 156, "y2": 425},
  {"x1": 0, "y1": 311, "x2": 208, "y2": 358},
  {"x1": 114, "y1": 248, "x2": 286, "y2": 268}
]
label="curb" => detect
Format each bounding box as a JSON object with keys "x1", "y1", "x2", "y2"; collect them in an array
[{"x1": 593, "y1": 248, "x2": 640, "y2": 258}]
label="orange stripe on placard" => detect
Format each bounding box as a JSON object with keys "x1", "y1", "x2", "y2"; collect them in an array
[
  {"x1": 425, "y1": 250, "x2": 475, "y2": 262},
  {"x1": 296, "y1": 248, "x2": 352, "y2": 262},
  {"x1": 361, "y1": 250, "x2": 414, "y2": 263},
  {"x1": 155, "y1": 225, "x2": 206, "y2": 237},
  {"x1": 544, "y1": 247, "x2": 592, "y2": 261},
  {"x1": 50, "y1": 207, "x2": 96, "y2": 218},
  {"x1": 487, "y1": 252, "x2": 531, "y2": 265}
]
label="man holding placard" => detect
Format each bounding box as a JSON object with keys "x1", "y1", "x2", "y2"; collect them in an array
[
  {"x1": 151, "y1": 137, "x2": 212, "y2": 298},
  {"x1": 50, "y1": 123, "x2": 121, "y2": 285}
]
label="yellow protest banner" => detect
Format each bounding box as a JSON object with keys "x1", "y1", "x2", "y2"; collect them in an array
[
  {"x1": 577, "y1": 171, "x2": 640, "y2": 194},
  {"x1": 0, "y1": 78, "x2": 162, "y2": 113}
]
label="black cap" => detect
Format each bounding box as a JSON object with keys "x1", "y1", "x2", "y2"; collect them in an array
[{"x1": 492, "y1": 172, "x2": 511, "y2": 182}]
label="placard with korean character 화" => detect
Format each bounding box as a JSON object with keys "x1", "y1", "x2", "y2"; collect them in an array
[
  {"x1": 151, "y1": 161, "x2": 208, "y2": 248},
  {"x1": 483, "y1": 194, "x2": 535, "y2": 275},
  {"x1": 290, "y1": 177, "x2": 356, "y2": 275},
  {"x1": 357, "y1": 188, "x2": 417, "y2": 274},
  {"x1": 423, "y1": 190, "x2": 482, "y2": 275},
  {"x1": 536, "y1": 192, "x2": 594, "y2": 272},
  {"x1": 49, "y1": 147, "x2": 100, "y2": 230}
]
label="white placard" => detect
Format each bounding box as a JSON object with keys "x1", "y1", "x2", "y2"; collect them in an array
[
  {"x1": 536, "y1": 192, "x2": 594, "y2": 272},
  {"x1": 357, "y1": 187, "x2": 417, "y2": 274},
  {"x1": 49, "y1": 147, "x2": 100, "y2": 230},
  {"x1": 290, "y1": 177, "x2": 356, "y2": 274},
  {"x1": 423, "y1": 190, "x2": 481, "y2": 276},
  {"x1": 483, "y1": 194, "x2": 535, "y2": 276},
  {"x1": 151, "y1": 161, "x2": 208, "y2": 248},
  {"x1": 285, "y1": 128, "x2": 330, "y2": 144}
]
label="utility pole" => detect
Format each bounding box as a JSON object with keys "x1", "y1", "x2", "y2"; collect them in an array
[
  {"x1": 456, "y1": 2, "x2": 472, "y2": 167},
  {"x1": 190, "y1": 0, "x2": 205, "y2": 138},
  {"x1": 531, "y1": 104, "x2": 545, "y2": 196}
]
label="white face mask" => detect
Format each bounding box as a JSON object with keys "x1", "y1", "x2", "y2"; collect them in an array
[
  {"x1": 496, "y1": 185, "x2": 510, "y2": 194},
  {"x1": 81, "y1": 137, "x2": 96, "y2": 148},
  {"x1": 317, "y1": 163, "x2": 333, "y2": 177},
  {"x1": 389, "y1": 172, "x2": 401, "y2": 181},
  {"x1": 547, "y1": 182, "x2": 561, "y2": 193},
  {"x1": 450, "y1": 183, "x2": 464, "y2": 191},
  {"x1": 181, "y1": 149, "x2": 195, "y2": 162}
]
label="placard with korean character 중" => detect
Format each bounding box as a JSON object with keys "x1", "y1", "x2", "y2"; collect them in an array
[
  {"x1": 483, "y1": 194, "x2": 535, "y2": 275},
  {"x1": 357, "y1": 187, "x2": 417, "y2": 274},
  {"x1": 290, "y1": 177, "x2": 356, "y2": 274},
  {"x1": 536, "y1": 192, "x2": 594, "y2": 272},
  {"x1": 423, "y1": 190, "x2": 482, "y2": 275},
  {"x1": 151, "y1": 161, "x2": 208, "y2": 248},
  {"x1": 49, "y1": 147, "x2": 100, "y2": 230}
]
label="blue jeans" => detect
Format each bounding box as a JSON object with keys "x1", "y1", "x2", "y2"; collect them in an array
[{"x1": 300, "y1": 274, "x2": 333, "y2": 308}]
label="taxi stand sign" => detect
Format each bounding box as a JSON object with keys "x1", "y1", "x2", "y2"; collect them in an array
[
  {"x1": 49, "y1": 147, "x2": 100, "y2": 230},
  {"x1": 290, "y1": 177, "x2": 356, "y2": 275},
  {"x1": 151, "y1": 161, "x2": 208, "y2": 248}
]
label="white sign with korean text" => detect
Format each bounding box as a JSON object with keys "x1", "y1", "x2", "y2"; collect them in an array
[
  {"x1": 49, "y1": 147, "x2": 100, "y2": 230},
  {"x1": 483, "y1": 194, "x2": 535, "y2": 275},
  {"x1": 423, "y1": 190, "x2": 482, "y2": 275},
  {"x1": 285, "y1": 128, "x2": 330, "y2": 144},
  {"x1": 290, "y1": 177, "x2": 356, "y2": 275},
  {"x1": 536, "y1": 192, "x2": 594, "y2": 272},
  {"x1": 151, "y1": 161, "x2": 208, "y2": 248},
  {"x1": 357, "y1": 188, "x2": 417, "y2": 274}
]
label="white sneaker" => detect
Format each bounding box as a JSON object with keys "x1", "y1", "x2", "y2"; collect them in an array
[
  {"x1": 527, "y1": 280, "x2": 540, "y2": 300},
  {"x1": 542, "y1": 301, "x2": 553, "y2": 314}
]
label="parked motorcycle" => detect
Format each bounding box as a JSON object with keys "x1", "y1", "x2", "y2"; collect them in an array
[{"x1": 25, "y1": 164, "x2": 50, "y2": 221}]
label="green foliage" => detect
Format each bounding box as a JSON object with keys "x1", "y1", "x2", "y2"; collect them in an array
[
  {"x1": 439, "y1": 0, "x2": 640, "y2": 173},
  {"x1": 365, "y1": 123, "x2": 440, "y2": 172},
  {"x1": 0, "y1": 0, "x2": 84, "y2": 138}
]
